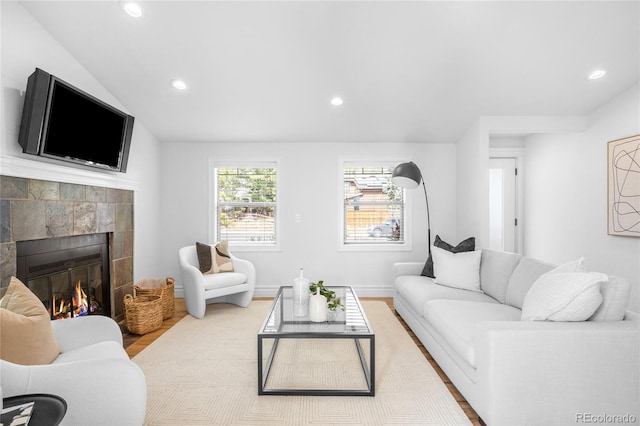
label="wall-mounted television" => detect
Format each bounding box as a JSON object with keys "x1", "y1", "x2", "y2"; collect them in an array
[{"x1": 18, "y1": 68, "x2": 134, "y2": 173}]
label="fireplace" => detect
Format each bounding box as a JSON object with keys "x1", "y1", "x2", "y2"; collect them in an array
[
  {"x1": 16, "y1": 234, "x2": 110, "y2": 320},
  {"x1": 0, "y1": 175, "x2": 134, "y2": 323}
]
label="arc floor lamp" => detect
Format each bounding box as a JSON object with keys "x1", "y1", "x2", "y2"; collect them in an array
[{"x1": 391, "y1": 161, "x2": 432, "y2": 254}]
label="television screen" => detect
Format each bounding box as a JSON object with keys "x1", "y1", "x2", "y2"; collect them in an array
[
  {"x1": 43, "y1": 80, "x2": 128, "y2": 169},
  {"x1": 18, "y1": 68, "x2": 134, "y2": 172}
]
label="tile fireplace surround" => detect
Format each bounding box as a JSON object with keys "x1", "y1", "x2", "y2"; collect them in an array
[{"x1": 0, "y1": 175, "x2": 134, "y2": 323}]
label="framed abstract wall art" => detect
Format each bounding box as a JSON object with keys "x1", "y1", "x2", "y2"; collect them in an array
[{"x1": 608, "y1": 134, "x2": 640, "y2": 237}]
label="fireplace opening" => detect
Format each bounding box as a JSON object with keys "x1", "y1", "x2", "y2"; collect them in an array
[{"x1": 16, "y1": 234, "x2": 111, "y2": 320}]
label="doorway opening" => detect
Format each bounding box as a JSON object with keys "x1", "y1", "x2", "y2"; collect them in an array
[{"x1": 489, "y1": 157, "x2": 520, "y2": 253}]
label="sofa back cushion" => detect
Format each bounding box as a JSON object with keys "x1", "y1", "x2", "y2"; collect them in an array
[
  {"x1": 480, "y1": 250, "x2": 522, "y2": 303},
  {"x1": 505, "y1": 257, "x2": 555, "y2": 309},
  {"x1": 589, "y1": 276, "x2": 630, "y2": 321}
]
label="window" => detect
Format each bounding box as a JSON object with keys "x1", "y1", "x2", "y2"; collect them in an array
[
  {"x1": 214, "y1": 165, "x2": 278, "y2": 246},
  {"x1": 342, "y1": 162, "x2": 406, "y2": 246}
]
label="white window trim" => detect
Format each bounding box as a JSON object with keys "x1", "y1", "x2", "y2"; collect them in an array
[
  {"x1": 338, "y1": 157, "x2": 413, "y2": 252},
  {"x1": 209, "y1": 159, "x2": 282, "y2": 252}
]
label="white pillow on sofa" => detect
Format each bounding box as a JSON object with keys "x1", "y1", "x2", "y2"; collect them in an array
[
  {"x1": 548, "y1": 257, "x2": 629, "y2": 321},
  {"x1": 551, "y1": 257, "x2": 586, "y2": 273},
  {"x1": 521, "y1": 272, "x2": 606, "y2": 321},
  {"x1": 432, "y1": 246, "x2": 482, "y2": 292}
]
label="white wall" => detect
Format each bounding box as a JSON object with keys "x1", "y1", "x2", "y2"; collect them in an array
[
  {"x1": 524, "y1": 84, "x2": 640, "y2": 311},
  {"x1": 158, "y1": 141, "x2": 457, "y2": 297},
  {"x1": 0, "y1": 2, "x2": 163, "y2": 279},
  {"x1": 456, "y1": 116, "x2": 589, "y2": 248},
  {"x1": 456, "y1": 120, "x2": 489, "y2": 246}
]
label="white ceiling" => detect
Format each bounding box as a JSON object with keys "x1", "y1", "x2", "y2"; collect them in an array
[{"x1": 19, "y1": 1, "x2": 640, "y2": 144}]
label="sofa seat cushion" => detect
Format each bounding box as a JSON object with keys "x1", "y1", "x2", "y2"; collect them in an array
[
  {"x1": 52, "y1": 341, "x2": 128, "y2": 364},
  {"x1": 395, "y1": 276, "x2": 498, "y2": 315},
  {"x1": 423, "y1": 300, "x2": 522, "y2": 368},
  {"x1": 202, "y1": 272, "x2": 247, "y2": 290}
]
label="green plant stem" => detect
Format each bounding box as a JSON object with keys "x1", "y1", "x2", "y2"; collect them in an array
[{"x1": 309, "y1": 280, "x2": 345, "y2": 311}]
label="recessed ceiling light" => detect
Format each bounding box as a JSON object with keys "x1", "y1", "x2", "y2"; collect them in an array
[
  {"x1": 122, "y1": 2, "x2": 143, "y2": 18},
  {"x1": 588, "y1": 69, "x2": 607, "y2": 80},
  {"x1": 171, "y1": 79, "x2": 187, "y2": 91},
  {"x1": 331, "y1": 97, "x2": 344, "y2": 106}
]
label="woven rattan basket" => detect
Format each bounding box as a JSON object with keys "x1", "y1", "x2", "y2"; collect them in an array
[
  {"x1": 124, "y1": 294, "x2": 162, "y2": 335},
  {"x1": 134, "y1": 277, "x2": 175, "y2": 320}
]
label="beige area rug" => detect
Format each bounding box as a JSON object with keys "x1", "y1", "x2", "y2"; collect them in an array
[{"x1": 133, "y1": 301, "x2": 471, "y2": 425}]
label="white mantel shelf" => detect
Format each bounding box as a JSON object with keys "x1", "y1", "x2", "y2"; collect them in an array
[{"x1": 0, "y1": 155, "x2": 139, "y2": 191}]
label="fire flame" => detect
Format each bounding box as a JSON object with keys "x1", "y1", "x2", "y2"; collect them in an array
[
  {"x1": 52, "y1": 294, "x2": 70, "y2": 319},
  {"x1": 51, "y1": 280, "x2": 89, "y2": 319},
  {"x1": 73, "y1": 280, "x2": 89, "y2": 317}
]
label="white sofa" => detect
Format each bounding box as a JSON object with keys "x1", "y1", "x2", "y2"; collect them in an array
[
  {"x1": 1, "y1": 315, "x2": 147, "y2": 426},
  {"x1": 393, "y1": 249, "x2": 639, "y2": 426}
]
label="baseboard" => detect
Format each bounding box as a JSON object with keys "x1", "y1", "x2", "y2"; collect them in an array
[
  {"x1": 252, "y1": 285, "x2": 394, "y2": 298},
  {"x1": 174, "y1": 285, "x2": 394, "y2": 299}
]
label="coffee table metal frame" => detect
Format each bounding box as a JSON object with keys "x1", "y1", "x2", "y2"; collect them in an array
[{"x1": 257, "y1": 285, "x2": 375, "y2": 396}]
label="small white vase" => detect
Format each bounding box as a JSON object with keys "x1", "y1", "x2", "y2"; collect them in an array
[
  {"x1": 292, "y1": 268, "x2": 309, "y2": 317},
  {"x1": 309, "y1": 287, "x2": 327, "y2": 322}
]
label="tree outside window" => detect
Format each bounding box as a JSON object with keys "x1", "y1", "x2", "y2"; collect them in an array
[{"x1": 215, "y1": 166, "x2": 277, "y2": 245}]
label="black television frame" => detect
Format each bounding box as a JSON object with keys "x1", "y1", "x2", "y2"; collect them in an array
[{"x1": 18, "y1": 68, "x2": 134, "y2": 173}]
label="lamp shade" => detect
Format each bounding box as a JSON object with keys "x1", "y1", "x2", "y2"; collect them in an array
[
  {"x1": 392, "y1": 160, "x2": 432, "y2": 253},
  {"x1": 391, "y1": 161, "x2": 422, "y2": 189}
]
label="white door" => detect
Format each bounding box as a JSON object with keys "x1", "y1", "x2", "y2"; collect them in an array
[{"x1": 489, "y1": 158, "x2": 518, "y2": 252}]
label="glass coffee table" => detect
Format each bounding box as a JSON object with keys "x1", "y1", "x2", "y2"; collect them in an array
[{"x1": 257, "y1": 286, "x2": 375, "y2": 396}]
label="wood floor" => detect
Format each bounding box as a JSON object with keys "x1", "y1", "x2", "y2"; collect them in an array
[{"x1": 124, "y1": 297, "x2": 483, "y2": 426}]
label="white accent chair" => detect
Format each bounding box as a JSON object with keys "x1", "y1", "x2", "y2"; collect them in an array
[
  {"x1": 0, "y1": 315, "x2": 147, "y2": 426},
  {"x1": 178, "y1": 245, "x2": 256, "y2": 319}
]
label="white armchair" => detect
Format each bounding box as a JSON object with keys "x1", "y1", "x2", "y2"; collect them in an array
[
  {"x1": 178, "y1": 245, "x2": 256, "y2": 319},
  {"x1": 0, "y1": 315, "x2": 147, "y2": 426}
]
